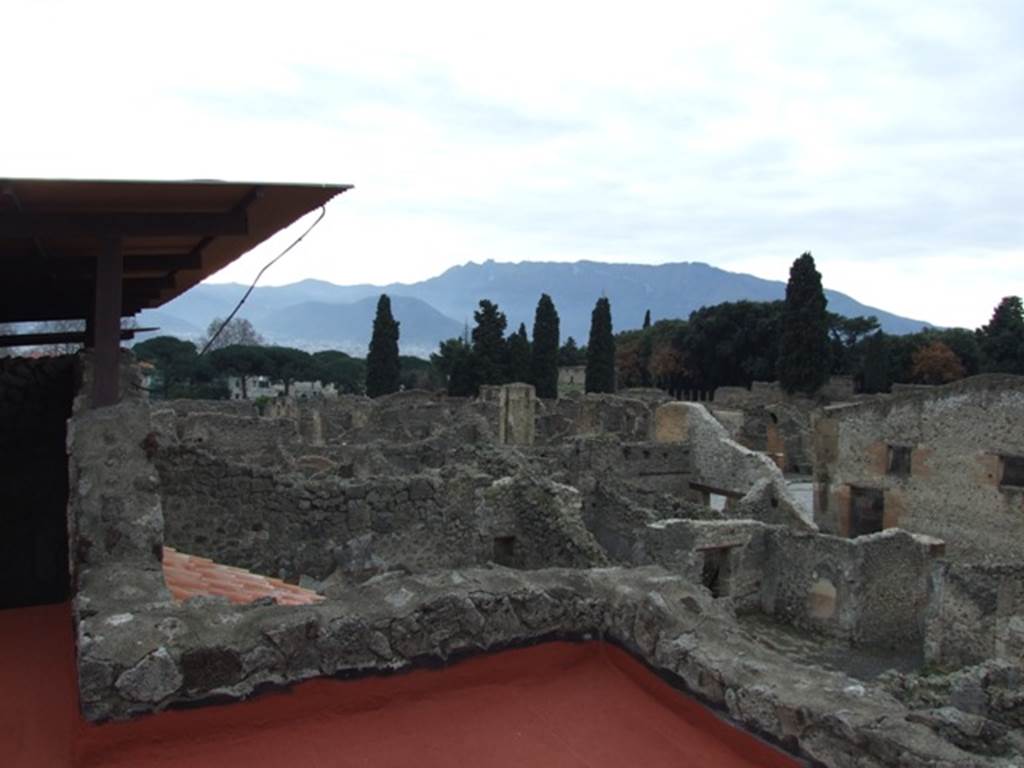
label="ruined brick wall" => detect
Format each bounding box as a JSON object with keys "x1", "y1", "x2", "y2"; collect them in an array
[
  {"x1": 812, "y1": 375, "x2": 1024, "y2": 563},
  {"x1": 0, "y1": 355, "x2": 76, "y2": 607},
  {"x1": 925, "y1": 562, "x2": 1024, "y2": 669}
]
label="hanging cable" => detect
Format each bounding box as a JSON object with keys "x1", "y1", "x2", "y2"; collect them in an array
[{"x1": 199, "y1": 205, "x2": 327, "y2": 356}]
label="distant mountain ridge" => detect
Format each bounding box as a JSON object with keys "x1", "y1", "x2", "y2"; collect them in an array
[{"x1": 137, "y1": 260, "x2": 933, "y2": 355}]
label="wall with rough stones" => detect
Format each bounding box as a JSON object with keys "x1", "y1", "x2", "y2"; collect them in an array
[
  {"x1": 523, "y1": 435, "x2": 711, "y2": 563},
  {"x1": 151, "y1": 408, "x2": 302, "y2": 467},
  {"x1": 729, "y1": 401, "x2": 814, "y2": 474},
  {"x1": 638, "y1": 519, "x2": 772, "y2": 611},
  {"x1": 759, "y1": 528, "x2": 942, "y2": 648},
  {"x1": 711, "y1": 381, "x2": 784, "y2": 409},
  {"x1": 812, "y1": 375, "x2": 1024, "y2": 563},
  {"x1": 314, "y1": 391, "x2": 497, "y2": 445},
  {"x1": 534, "y1": 393, "x2": 655, "y2": 445},
  {"x1": 653, "y1": 402, "x2": 814, "y2": 530},
  {"x1": 925, "y1": 562, "x2": 1024, "y2": 669},
  {"x1": 0, "y1": 354, "x2": 76, "y2": 608},
  {"x1": 66, "y1": 391, "x2": 1020, "y2": 765},
  {"x1": 155, "y1": 436, "x2": 608, "y2": 584}
]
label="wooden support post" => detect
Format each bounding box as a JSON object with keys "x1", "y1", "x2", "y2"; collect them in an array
[{"x1": 91, "y1": 238, "x2": 123, "y2": 408}]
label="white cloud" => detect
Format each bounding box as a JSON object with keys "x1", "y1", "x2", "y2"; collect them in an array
[{"x1": 2, "y1": 0, "x2": 1021, "y2": 328}]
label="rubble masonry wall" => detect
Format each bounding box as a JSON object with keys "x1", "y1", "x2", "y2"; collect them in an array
[{"x1": 812, "y1": 375, "x2": 1024, "y2": 563}]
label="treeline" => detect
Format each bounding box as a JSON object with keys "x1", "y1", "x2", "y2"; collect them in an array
[
  {"x1": 616, "y1": 292, "x2": 1024, "y2": 396},
  {"x1": 135, "y1": 258, "x2": 1024, "y2": 401},
  {"x1": 428, "y1": 294, "x2": 616, "y2": 397},
  {"x1": 134, "y1": 315, "x2": 438, "y2": 400}
]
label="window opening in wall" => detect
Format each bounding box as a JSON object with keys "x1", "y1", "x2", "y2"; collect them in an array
[
  {"x1": 1001, "y1": 455, "x2": 1024, "y2": 489},
  {"x1": 709, "y1": 493, "x2": 727, "y2": 512},
  {"x1": 493, "y1": 536, "x2": 516, "y2": 566},
  {"x1": 700, "y1": 547, "x2": 732, "y2": 597},
  {"x1": 849, "y1": 486, "x2": 885, "y2": 537},
  {"x1": 887, "y1": 445, "x2": 912, "y2": 477}
]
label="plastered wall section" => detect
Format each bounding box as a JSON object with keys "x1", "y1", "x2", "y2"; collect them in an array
[{"x1": 812, "y1": 376, "x2": 1024, "y2": 563}]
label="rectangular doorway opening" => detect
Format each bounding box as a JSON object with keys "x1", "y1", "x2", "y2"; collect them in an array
[
  {"x1": 849, "y1": 486, "x2": 885, "y2": 537},
  {"x1": 493, "y1": 536, "x2": 517, "y2": 567},
  {"x1": 700, "y1": 547, "x2": 732, "y2": 598}
]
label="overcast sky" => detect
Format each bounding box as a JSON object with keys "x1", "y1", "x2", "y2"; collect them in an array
[{"x1": 5, "y1": 1, "x2": 1022, "y2": 328}]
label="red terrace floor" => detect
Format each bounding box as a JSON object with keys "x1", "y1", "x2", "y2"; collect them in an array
[{"x1": 1, "y1": 603, "x2": 803, "y2": 768}]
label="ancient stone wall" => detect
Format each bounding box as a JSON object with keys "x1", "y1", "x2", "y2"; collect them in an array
[
  {"x1": 151, "y1": 408, "x2": 302, "y2": 467},
  {"x1": 812, "y1": 375, "x2": 1024, "y2": 563},
  {"x1": 64, "y1": 381, "x2": 1021, "y2": 765},
  {"x1": 158, "y1": 399, "x2": 260, "y2": 417},
  {"x1": 535, "y1": 393, "x2": 654, "y2": 445},
  {"x1": 72, "y1": 556, "x2": 1012, "y2": 767},
  {"x1": 638, "y1": 519, "x2": 771, "y2": 611},
  {"x1": 925, "y1": 562, "x2": 1024, "y2": 669},
  {"x1": 759, "y1": 528, "x2": 941, "y2": 648},
  {"x1": 654, "y1": 402, "x2": 814, "y2": 529},
  {"x1": 156, "y1": 439, "x2": 608, "y2": 583}
]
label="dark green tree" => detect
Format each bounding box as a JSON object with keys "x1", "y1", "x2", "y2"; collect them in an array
[
  {"x1": 978, "y1": 296, "x2": 1024, "y2": 374},
  {"x1": 860, "y1": 331, "x2": 890, "y2": 394},
  {"x1": 366, "y1": 294, "x2": 401, "y2": 397},
  {"x1": 530, "y1": 294, "x2": 560, "y2": 398},
  {"x1": 133, "y1": 336, "x2": 200, "y2": 398},
  {"x1": 585, "y1": 297, "x2": 616, "y2": 393},
  {"x1": 399, "y1": 355, "x2": 444, "y2": 391},
  {"x1": 827, "y1": 313, "x2": 880, "y2": 375},
  {"x1": 312, "y1": 350, "x2": 366, "y2": 394},
  {"x1": 643, "y1": 309, "x2": 651, "y2": 330},
  {"x1": 680, "y1": 301, "x2": 783, "y2": 390},
  {"x1": 506, "y1": 323, "x2": 532, "y2": 384},
  {"x1": 778, "y1": 252, "x2": 830, "y2": 394},
  {"x1": 263, "y1": 346, "x2": 314, "y2": 396},
  {"x1": 558, "y1": 337, "x2": 585, "y2": 366},
  {"x1": 471, "y1": 299, "x2": 507, "y2": 386},
  {"x1": 431, "y1": 337, "x2": 479, "y2": 396},
  {"x1": 209, "y1": 344, "x2": 270, "y2": 399}
]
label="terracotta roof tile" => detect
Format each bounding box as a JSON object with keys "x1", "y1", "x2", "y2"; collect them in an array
[{"x1": 162, "y1": 547, "x2": 324, "y2": 606}]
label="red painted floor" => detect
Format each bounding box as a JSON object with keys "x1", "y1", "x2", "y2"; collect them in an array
[{"x1": 1, "y1": 603, "x2": 802, "y2": 768}]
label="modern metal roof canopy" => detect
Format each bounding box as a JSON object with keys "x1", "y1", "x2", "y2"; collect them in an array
[
  {"x1": 0, "y1": 177, "x2": 352, "y2": 405},
  {"x1": 0, "y1": 178, "x2": 351, "y2": 322}
]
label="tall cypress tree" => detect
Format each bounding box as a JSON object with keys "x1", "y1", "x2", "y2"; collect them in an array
[
  {"x1": 506, "y1": 323, "x2": 532, "y2": 383},
  {"x1": 471, "y1": 299, "x2": 507, "y2": 385},
  {"x1": 643, "y1": 309, "x2": 651, "y2": 330},
  {"x1": 530, "y1": 294, "x2": 560, "y2": 398},
  {"x1": 366, "y1": 294, "x2": 401, "y2": 397},
  {"x1": 778, "y1": 252, "x2": 830, "y2": 394},
  {"x1": 860, "y1": 331, "x2": 890, "y2": 394},
  {"x1": 585, "y1": 297, "x2": 616, "y2": 393}
]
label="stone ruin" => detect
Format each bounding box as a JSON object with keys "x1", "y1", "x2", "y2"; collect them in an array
[{"x1": 6, "y1": 350, "x2": 1024, "y2": 767}]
